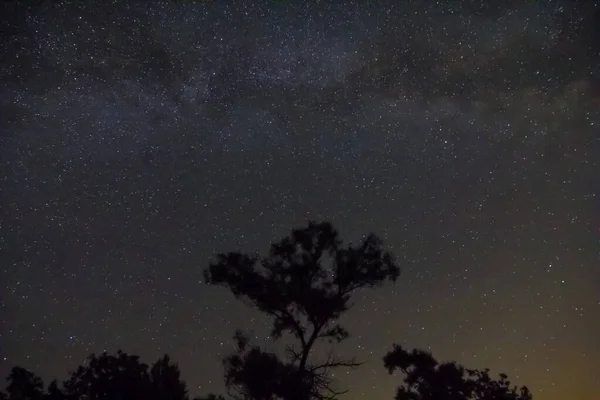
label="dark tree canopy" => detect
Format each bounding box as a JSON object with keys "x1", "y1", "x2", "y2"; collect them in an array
[
  {"x1": 204, "y1": 221, "x2": 401, "y2": 400},
  {"x1": 383, "y1": 345, "x2": 532, "y2": 400},
  {"x1": 194, "y1": 396, "x2": 226, "y2": 400},
  {"x1": 150, "y1": 355, "x2": 189, "y2": 400},
  {"x1": 0, "y1": 351, "x2": 215, "y2": 400},
  {"x1": 63, "y1": 351, "x2": 150, "y2": 400},
  {"x1": 44, "y1": 381, "x2": 63, "y2": 400},
  {"x1": 5, "y1": 367, "x2": 44, "y2": 400},
  {"x1": 64, "y1": 351, "x2": 191, "y2": 400},
  {"x1": 0, "y1": 342, "x2": 537, "y2": 400}
]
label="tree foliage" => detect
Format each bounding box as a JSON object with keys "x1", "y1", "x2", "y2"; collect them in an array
[
  {"x1": 44, "y1": 381, "x2": 63, "y2": 400},
  {"x1": 194, "y1": 396, "x2": 226, "y2": 400},
  {"x1": 5, "y1": 367, "x2": 44, "y2": 400},
  {"x1": 0, "y1": 351, "x2": 195, "y2": 400},
  {"x1": 383, "y1": 345, "x2": 532, "y2": 400},
  {"x1": 150, "y1": 355, "x2": 189, "y2": 400},
  {"x1": 204, "y1": 221, "x2": 401, "y2": 400},
  {"x1": 63, "y1": 351, "x2": 151, "y2": 400}
]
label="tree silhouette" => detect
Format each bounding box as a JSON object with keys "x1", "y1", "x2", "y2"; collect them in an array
[
  {"x1": 1, "y1": 352, "x2": 219, "y2": 400},
  {"x1": 204, "y1": 221, "x2": 401, "y2": 400},
  {"x1": 383, "y1": 345, "x2": 532, "y2": 400},
  {"x1": 149, "y1": 355, "x2": 188, "y2": 400},
  {"x1": 60, "y1": 350, "x2": 190, "y2": 400},
  {"x1": 62, "y1": 350, "x2": 150, "y2": 400},
  {"x1": 5, "y1": 367, "x2": 44, "y2": 400},
  {"x1": 193, "y1": 396, "x2": 226, "y2": 400},
  {"x1": 44, "y1": 381, "x2": 63, "y2": 400}
]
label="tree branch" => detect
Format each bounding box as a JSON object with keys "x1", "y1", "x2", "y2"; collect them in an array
[
  {"x1": 281, "y1": 308, "x2": 307, "y2": 348},
  {"x1": 309, "y1": 359, "x2": 362, "y2": 372},
  {"x1": 299, "y1": 321, "x2": 324, "y2": 372},
  {"x1": 285, "y1": 345, "x2": 302, "y2": 365}
]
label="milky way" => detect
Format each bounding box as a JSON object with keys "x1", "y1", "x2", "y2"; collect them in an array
[{"x1": 1, "y1": 1, "x2": 598, "y2": 399}]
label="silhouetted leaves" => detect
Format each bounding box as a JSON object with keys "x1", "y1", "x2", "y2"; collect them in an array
[
  {"x1": 384, "y1": 345, "x2": 532, "y2": 400},
  {"x1": 60, "y1": 350, "x2": 191, "y2": 400},
  {"x1": 0, "y1": 334, "x2": 536, "y2": 400},
  {"x1": 62, "y1": 351, "x2": 150, "y2": 400},
  {"x1": 6, "y1": 367, "x2": 44, "y2": 400},
  {"x1": 44, "y1": 381, "x2": 63, "y2": 400},
  {"x1": 224, "y1": 340, "x2": 300, "y2": 400},
  {"x1": 150, "y1": 355, "x2": 188, "y2": 400},
  {"x1": 193, "y1": 395, "x2": 226, "y2": 400},
  {"x1": 1, "y1": 352, "x2": 205, "y2": 400},
  {"x1": 205, "y1": 221, "x2": 400, "y2": 400}
]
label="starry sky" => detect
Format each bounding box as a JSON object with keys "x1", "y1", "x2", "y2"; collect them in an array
[{"x1": 1, "y1": 1, "x2": 598, "y2": 399}]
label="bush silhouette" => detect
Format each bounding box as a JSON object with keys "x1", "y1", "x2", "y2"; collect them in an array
[{"x1": 384, "y1": 344, "x2": 532, "y2": 400}]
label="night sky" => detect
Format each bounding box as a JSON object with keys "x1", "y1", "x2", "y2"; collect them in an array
[{"x1": 1, "y1": 1, "x2": 598, "y2": 399}]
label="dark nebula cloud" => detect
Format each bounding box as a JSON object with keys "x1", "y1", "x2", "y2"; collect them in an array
[{"x1": 1, "y1": 1, "x2": 598, "y2": 399}]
